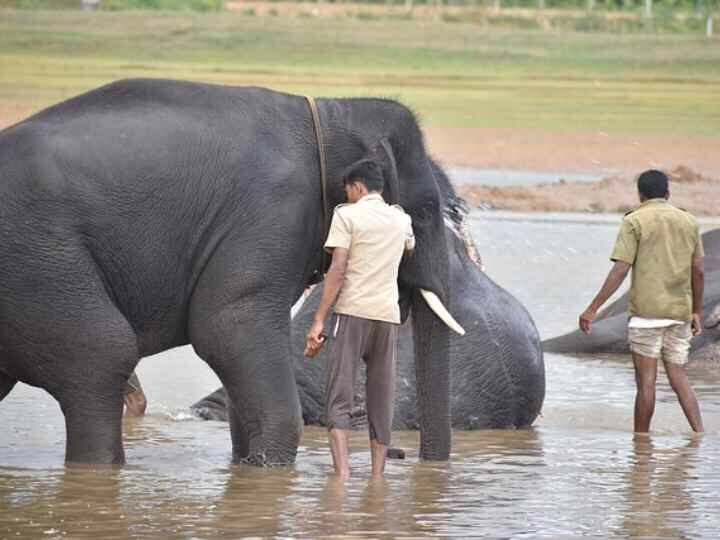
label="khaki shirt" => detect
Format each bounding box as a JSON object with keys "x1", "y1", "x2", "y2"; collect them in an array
[
  {"x1": 324, "y1": 193, "x2": 415, "y2": 324},
  {"x1": 610, "y1": 198, "x2": 704, "y2": 321}
]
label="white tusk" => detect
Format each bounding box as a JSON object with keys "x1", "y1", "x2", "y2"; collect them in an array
[{"x1": 419, "y1": 289, "x2": 466, "y2": 336}]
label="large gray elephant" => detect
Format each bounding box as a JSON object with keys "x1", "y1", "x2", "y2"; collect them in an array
[
  {"x1": 0, "y1": 79, "x2": 463, "y2": 465},
  {"x1": 192, "y1": 170, "x2": 545, "y2": 431},
  {"x1": 543, "y1": 229, "x2": 720, "y2": 363}
]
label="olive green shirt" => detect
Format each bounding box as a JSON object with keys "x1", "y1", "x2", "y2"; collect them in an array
[{"x1": 610, "y1": 198, "x2": 704, "y2": 321}]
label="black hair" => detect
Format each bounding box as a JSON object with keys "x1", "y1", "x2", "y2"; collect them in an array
[
  {"x1": 342, "y1": 159, "x2": 384, "y2": 192},
  {"x1": 637, "y1": 169, "x2": 669, "y2": 199}
]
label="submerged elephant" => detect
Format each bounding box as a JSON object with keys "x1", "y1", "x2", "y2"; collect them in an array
[
  {"x1": 543, "y1": 229, "x2": 720, "y2": 363},
  {"x1": 0, "y1": 79, "x2": 464, "y2": 465},
  {"x1": 192, "y1": 169, "x2": 545, "y2": 430}
]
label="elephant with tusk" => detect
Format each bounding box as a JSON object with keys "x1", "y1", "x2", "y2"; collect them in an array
[
  {"x1": 192, "y1": 165, "x2": 545, "y2": 432},
  {"x1": 0, "y1": 79, "x2": 468, "y2": 465}
]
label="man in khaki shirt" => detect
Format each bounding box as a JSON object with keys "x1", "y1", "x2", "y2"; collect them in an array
[
  {"x1": 305, "y1": 159, "x2": 414, "y2": 480},
  {"x1": 579, "y1": 170, "x2": 704, "y2": 434}
]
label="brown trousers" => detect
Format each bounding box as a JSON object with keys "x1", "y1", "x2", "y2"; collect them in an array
[{"x1": 325, "y1": 314, "x2": 397, "y2": 445}]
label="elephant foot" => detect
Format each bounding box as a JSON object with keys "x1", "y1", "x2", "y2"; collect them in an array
[
  {"x1": 62, "y1": 401, "x2": 125, "y2": 465},
  {"x1": 229, "y1": 405, "x2": 303, "y2": 467},
  {"x1": 387, "y1": 447, "x2": 406, "y2": 460},
  {"x1": 234, "y1": 442, "x2": 299, "y2": 467}
]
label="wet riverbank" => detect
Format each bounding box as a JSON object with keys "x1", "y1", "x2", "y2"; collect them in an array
[
  {"x1": 455, "y1": 166, "x2": 720, "y2": 216},
  {"x1": 1, "y1": 211, "x2": 719, "y2": 538}
]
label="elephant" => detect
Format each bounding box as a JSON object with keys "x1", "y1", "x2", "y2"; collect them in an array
[
  {"x1": 191, "y1": 167, "x2": 546, "y2": 431},
  {"x1": 543, "y1": 229, "x2": 720, "y2": 363},
  {"x1": 0, "y1": 78, "x2": 464, "y2": 465}
]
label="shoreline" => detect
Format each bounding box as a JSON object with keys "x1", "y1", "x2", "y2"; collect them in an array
[{"x1": 455, "y1": 165, "x2": 720, "y2": 217}]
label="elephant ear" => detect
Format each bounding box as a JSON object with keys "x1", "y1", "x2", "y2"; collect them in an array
[
  {"x1": 371, "y1": 139, "x2": 411, "y2": 324},
  {"x1": 370, "y1": 138, "x2": 400, "y2": 205}
]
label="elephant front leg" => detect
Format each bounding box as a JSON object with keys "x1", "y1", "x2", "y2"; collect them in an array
[{"x1": 191, "y1": 303, "x2": 303, "y2": 466}]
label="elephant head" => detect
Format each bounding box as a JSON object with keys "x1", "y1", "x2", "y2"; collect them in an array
[{"x1": 315, "y1": 99, "x2": 466, "y2": 459}]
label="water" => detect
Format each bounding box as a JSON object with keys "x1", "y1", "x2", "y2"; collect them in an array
[
  {"x1": 447, "y1": 167, "x2": 604, "y2": 187},
  {"x1": 2, "y1": 212, "x2": 720, "y2": 539}
]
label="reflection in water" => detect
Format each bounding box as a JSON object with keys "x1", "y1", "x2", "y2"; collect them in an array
[
  {"x1": 623, "y1": 436, "x2": 699, "y2": 539},
  {"x1": 409, "y1": 464, "x2": 450, "y2": 537},
  {"x1": 207, "y1": 466, "x2": 297, "y2": 538},
  {"x1": 1, "y1": 212, "x2": 720, "y2": 538},
  {"x1": 0, "y1": 469, "x2": 128, "y2": 539}
]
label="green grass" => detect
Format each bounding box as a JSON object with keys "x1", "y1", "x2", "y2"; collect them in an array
[
  {"x1": 0, "y1": 0, "x2": 224, "y2": 9},
  {"x1": 0, "y1": 9, "x2": 719, "y2": 135}
]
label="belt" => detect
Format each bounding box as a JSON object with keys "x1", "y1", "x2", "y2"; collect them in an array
[{"x1": 305, "y1": 96, "x2": 330, "y2": 279}]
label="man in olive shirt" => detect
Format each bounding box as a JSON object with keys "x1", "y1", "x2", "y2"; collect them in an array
[
  {"x1": 579, "y1": 170, "x2": 704, "y2": 434},
  {"x1": 305, "y1": 159, "x2": 414, "y2": 480}
]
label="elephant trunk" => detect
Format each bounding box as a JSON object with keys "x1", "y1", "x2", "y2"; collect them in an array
[{"x1": 412, "y1": 289, "x2": 451, "y2": 460}]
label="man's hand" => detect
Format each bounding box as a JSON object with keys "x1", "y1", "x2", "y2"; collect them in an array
[
  {"x1": 691, "y1": 312, "x2": 703, "y2": 337},
  {"x1": 579, "y1": 307, "x2": 597, "y2": 335},
  {"x1": 305, "y1": 320, "x2": 326, "y2": 358},
  {"x1": 579, "y1": 261, "x2": 630, "y2": 336},
  {"x1": 306, "y1": 247, "x2": 348, "y2": 358}
]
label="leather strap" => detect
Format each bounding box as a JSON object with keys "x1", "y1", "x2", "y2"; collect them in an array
[{"x1": 305, "y1": 96, "x2": 330, "y2": 277}]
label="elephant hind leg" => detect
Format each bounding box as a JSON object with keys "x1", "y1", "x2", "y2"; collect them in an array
[{"x1": 0, "y1": 371, "x2": 17, "y2": 402}]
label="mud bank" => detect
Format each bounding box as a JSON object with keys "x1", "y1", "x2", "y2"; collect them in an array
[{"x1": 457, "y1": 166, "x2": 720, "y2": 216}]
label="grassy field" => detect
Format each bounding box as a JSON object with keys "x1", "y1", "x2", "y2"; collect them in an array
[{"x1": 1, "y1": 9, "x2": 719, "y2": 137}]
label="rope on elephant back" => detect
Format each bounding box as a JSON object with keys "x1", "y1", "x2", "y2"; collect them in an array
[{"x1": 305, "y1": 95, "x2": 330, "y2": 277}]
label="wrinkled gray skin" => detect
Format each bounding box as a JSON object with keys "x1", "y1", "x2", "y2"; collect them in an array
[
  {"x1": 543, "y1": 229, "x2": 720, "y2": 363},
  {"x1": 0, "y1": 79, "x2": 456, "y2": 465},
  {"x1": 192, "y1": 174, "x2": 545, "y2": 431}
]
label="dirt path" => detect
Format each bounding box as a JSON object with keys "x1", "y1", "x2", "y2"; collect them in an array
[
  {"x1": 422, "y1": 128, "x2": 720, "y2": 216},
  {"x1": 423, "y1": 127, "x2": 720, "y2": 178}
]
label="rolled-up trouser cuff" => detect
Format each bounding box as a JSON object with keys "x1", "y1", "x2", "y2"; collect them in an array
[
  {"x1": 327, "y1": 418, "x2": 352, "y2": 432},
  {"x1": 368, "y1": 423, "x2": 390, "y2": 446}
]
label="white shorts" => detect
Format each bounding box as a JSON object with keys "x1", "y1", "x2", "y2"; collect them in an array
[{"x1": 628, "y1": 323, "x2": 692, "y2": 365}]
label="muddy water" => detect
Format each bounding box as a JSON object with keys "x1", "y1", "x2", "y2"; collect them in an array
[
  {"x1": 2, "y1": 212, "x2": 720, "y2": 539},
  {"x1": 447, "y1": 167, "x2": 603, "y2": 187}
]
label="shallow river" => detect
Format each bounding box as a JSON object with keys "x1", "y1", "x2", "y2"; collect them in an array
[{"x1": 2, "y1": 212, "x2": 720, "y2": 539}]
